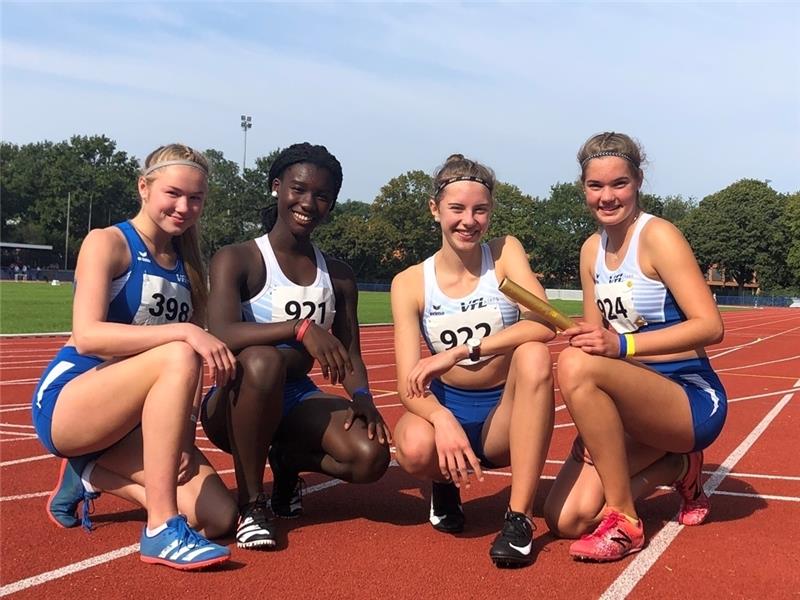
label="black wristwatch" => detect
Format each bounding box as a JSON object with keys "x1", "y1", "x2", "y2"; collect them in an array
[{"x1": 466, "y1": 338, "x2": 482, "y2": 362}]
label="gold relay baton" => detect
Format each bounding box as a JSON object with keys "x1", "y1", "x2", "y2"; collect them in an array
[{"x1": 498, "y1": 277, "x2": 577, "y2": 331}]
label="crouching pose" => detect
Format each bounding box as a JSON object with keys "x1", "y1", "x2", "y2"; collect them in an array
[
  {"x1": 543, "y1": 132, "x2": 727, "y2": 562},
  {"x1": 32, "y1": 144, "x2": 237, "y2": 570},
  {"x1": 201, "y1": 143, "x2": 391, "y2": 550},
  {"x1": 391, "y1": 154, "x2": 556, "y2": 567}
]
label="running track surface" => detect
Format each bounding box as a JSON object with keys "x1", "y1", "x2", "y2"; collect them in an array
[{"x1": 1, "y1": 308, "x2": 799, "y2": 599}]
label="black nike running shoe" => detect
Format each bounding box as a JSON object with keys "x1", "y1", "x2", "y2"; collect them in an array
[
  {"x1": 489, "y1": 509, "x2": 535, "y2": 568},
  {"x1": 429, "y1": 481, "x2": 465, "y2": 533}
]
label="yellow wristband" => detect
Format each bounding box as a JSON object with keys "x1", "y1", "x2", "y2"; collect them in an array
[{"x1": 624, "y1": 333, "x2": 636, "y2": 357}]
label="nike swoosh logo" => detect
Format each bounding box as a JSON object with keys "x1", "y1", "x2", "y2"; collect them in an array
[{"x1": 509, "y1": 541, "x2": 532, "y2": 555}]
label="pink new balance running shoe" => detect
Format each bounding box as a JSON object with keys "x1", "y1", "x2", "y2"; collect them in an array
[
  {"x1": 675, "y1": 451, "x2": 710, "y2": 526},
  {"x1": 569, "y1": 508, "x2": 644, "y2": 562}
]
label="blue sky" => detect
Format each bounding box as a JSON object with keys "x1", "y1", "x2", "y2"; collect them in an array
[{"x1": 2, "y1": 2, "x2": 798, "y2": 204}]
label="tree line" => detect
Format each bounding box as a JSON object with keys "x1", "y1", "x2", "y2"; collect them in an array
[{"x1": 2, "y1": 135, "x2": 798, "y2": 294}]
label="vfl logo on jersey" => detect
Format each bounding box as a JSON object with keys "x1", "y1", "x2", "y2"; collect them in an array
[
  {"x1": 175, "y1": 273, "x2": 189, "y2": 285},
  {"x1": 596, "y1": 272, "x2": 625, "y2": 284},
  {"x1": 136, "y1": 251, "x2": 151, "y2": 264},
  {"x1": 460, "y1": 298, "x2": 487, "y2": 312}
]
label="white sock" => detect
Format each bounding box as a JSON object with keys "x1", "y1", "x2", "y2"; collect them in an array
[
  {"x1": 145, "y1": 522, "x2": 169, "y2": 537},
  {"x1": 80, "y1": 460, "x2": 97, "y2": 494}
]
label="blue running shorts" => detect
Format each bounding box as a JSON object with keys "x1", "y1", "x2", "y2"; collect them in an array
[
  {"x1": 648, "y1": 357, "x2": 727, "y2": 451},
  {"x1": 202, "y1": 375, "x2": 322, "y2": 421},
  {"x1": 429, "y1": 379, "x2": 504, "y2": 468},
  {"x1": 31, "y1": 346, "x2": 104, "y2": 456},
  {"x1": 281, "y1": 376, "x2": 323, "y2": 415}
]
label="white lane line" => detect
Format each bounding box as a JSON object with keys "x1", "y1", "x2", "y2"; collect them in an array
[
  {"x1": 0, "y1": 469, "x2": 356, "y2": 596},
  {"x1": 714, "y1": 471, "x2": 800, "y2": 481},
  {"x1": 717, "y1": 355, "x2": 800, "y2": 372},
  {"x1": 1, "y1": 491, "x2": 50, "y2": 502},
  {"x1": 0, "y1": 545, "x2": 141, "y2": 597},
  {"x1": 728, "y1": 387, "x2": 800, "y2": 404},
  {"x1": 483, "y1": 470, "x2": 556, "y2": 481},
  {"x1": 710, "y1": 326, "x2": 800, "y2": 360},
  {"x1": 713, "y1": 490, "x2": 800, "y2": 502},
  {"x1": 1, "y1": 454, "x2": 52, "y2": 467},
  {"x1": 1, "y1": 423, "x2": 34, "y2": 429},
  {"x1": 600, "y1": 378, "x2": 798, "y2": 600}
]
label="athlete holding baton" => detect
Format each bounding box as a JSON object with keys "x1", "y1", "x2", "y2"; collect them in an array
[{"x1": 542, "y1": 132, "x2": 727, "y2": 562}]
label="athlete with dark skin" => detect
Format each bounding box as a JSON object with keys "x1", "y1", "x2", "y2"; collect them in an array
[{"x1": 201, "y1": 143, "x2": 390, "y2": 550}]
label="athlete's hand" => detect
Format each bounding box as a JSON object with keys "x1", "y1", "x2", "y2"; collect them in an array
[
  {"x1": 563, "y1": 322, "x2": 621, "y2": 358},
  {"x1": 344, "y1": 390, "x2": 392, "y2": 444},
  {"x1": 182, "y1": 325, "x2": 237, "y2": 386},
  {"x1": 301, "y1": 324, "x2": 353, "y2": 385},
  {"x1": 176, "y1": 448, "x2": 198, "y2": 485},
  {"x1": 430, "y1": 409, "x2": 484, "y2": 489},
  {"x1": 407, "y1": 350, "x2": 461, "y2": 398}
]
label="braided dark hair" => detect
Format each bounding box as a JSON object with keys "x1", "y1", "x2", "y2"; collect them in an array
[{"x1": 261, "y1": 142, "x2": 343, "y2": 232}]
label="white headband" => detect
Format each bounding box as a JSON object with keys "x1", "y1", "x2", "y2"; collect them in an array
[{"x1": 142, "y1": 159, "x2": 208, "y2": 177}]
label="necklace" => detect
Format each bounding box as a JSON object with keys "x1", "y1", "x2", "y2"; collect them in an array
[{"x1": 131, "y1": 222, "x2": 171, "y2": 256}]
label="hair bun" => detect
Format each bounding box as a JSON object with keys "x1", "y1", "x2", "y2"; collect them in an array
[{"x1": 445, "y1": 153, "x2": 465, "y2": 163}]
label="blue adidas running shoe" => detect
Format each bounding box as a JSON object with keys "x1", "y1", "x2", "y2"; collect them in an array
[
  {"x1": 140, "y1": 515, "x2": 230, "y2": 571},
  {"x1": 47, "y1": 456, "x2": 100, "y2": 530}
]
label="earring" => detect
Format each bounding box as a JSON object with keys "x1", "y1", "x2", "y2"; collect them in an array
[
  {"x1": 434, "y1": 216, "x2": 440, "y2": 223},
  {"x1": 271, "y1": 190, "x2": 278, "y2": 198}
]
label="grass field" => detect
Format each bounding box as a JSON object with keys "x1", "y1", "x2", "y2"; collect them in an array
[
  {"x1": 1, "y1": 282, "x2": 74, "y2": 334},
  {"x1": 0, "y1": 282, "x2": 584, "y2": 335}
]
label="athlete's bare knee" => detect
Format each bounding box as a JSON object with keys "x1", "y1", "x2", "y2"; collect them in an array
[
  {"x1": 556, "y1": 346, "x2": 599, "y2": 398},
  {"x1": 238, "y1": 346, "x2": 286, "y2": 391},
  {"x1": 158, "y1": 341, "x2": 202, "y2": 378},
  {"x1": 349, "y1": 438, "x2": 390, "y2": 483},
  {"x1": 543, "y1": 501, "x2": 594, "y2": 539},
  {"x1": 194, "y1": 501, "x2": 237, "y2": 539},
  {"x1": 206, "y1": 502, "x2": 237, "y2": 539},
  {"x1": 512, "y1": 342, "x2": 553, "y2": 388},
  {"x1": 395, "y1": 433, "x2": 435, "y2": 476}
]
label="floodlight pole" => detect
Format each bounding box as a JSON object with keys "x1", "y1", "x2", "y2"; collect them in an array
[
  {"x1": 64, "y1": 192, "x2": 71, "y2": 269},
  {"x1": 241, "y1": 115, "x2": 252, "y2": 174}
]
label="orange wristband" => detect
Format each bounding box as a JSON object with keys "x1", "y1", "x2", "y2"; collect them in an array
[{"x1": 295, "y1": 318, "x2": 312, "y2": 342}]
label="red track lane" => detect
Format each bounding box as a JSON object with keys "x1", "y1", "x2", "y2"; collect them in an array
[{"x1": 2, "y1": 311, "x2": 799, "y2": 598}]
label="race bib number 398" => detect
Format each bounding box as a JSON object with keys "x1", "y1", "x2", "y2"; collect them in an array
[{"x1": 134, "y1": 274, "x2": 192, "y2": 325}]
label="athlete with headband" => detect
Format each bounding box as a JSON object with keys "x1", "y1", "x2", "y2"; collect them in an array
[
  {"x1": 32, "y1": 144, "x2": 236, "y2": 570},
  {"x1": 543, "y1": 132, "x2": 727, "y2": 562},
  {"x1": 391, "y1": 153, "x2": 556, "y2": 568}
]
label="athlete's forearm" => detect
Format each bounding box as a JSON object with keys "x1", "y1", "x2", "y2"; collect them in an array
[
  {"x1": 209, "y1": 320, "x2": 300, "y2": 353},
  {"x1": 72, "y1": 322, "x2": 195, "y2": 357},
  {"x1": 478, "y1": 319, "x2": 555, "y2": 357},
  {"x1": 625, "y1": 317, "x2": 723, "y2": 358}
]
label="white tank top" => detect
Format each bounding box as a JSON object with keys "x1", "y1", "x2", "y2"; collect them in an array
[
  {"x1": 421, "y1": 244, "x2": 519, "y2": 365},
  {"x1": 593, "y1": 213, "x2": 684, "y2": 334},
  {"x1": 241, "y1": 233, "x2": 336, "y2": 330}
]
